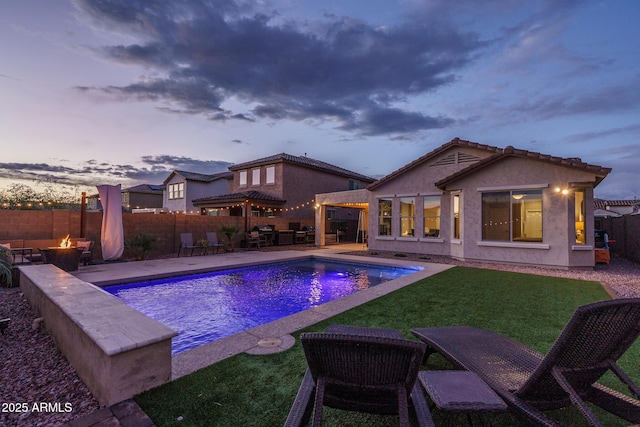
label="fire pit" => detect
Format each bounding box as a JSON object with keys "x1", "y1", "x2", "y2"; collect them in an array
[
  {"x1": 39, "y1": 235, "x2": 82, "y2": 272},
  {"x1": 40, "y1": 248, "x2": 83, "y2": 272}
]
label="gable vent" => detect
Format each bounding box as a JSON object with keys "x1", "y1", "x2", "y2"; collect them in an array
[
  {"x1": 430, "y1": 151, "x2": 482, "y2": 167},
  {"x1": 431, "y1": 153, "x2": 456, "y2": 166},
  {"x1": 457, "y1": 152, "x2": 481, "y2": 163}
]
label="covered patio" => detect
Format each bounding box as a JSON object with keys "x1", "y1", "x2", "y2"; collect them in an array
[{"x1": 315, "y1": 189, "x2": 369, "y2": 247}]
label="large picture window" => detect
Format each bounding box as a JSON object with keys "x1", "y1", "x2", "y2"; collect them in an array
[
  {"x1": 168, "y1": 183, "x2": 184, "y2": 200},
  {"x1": 482, "y1": 190, "x2": 542, "y2": 242},
  {"x1": 423, "y1": 196, "x2": 441, "y2": 238},
  {"x1": 378, "y1": 199, "x2": 392, "y2": 236},
  {"x1": 399, "y1": 197, "x2": 415, "y2": 236}
]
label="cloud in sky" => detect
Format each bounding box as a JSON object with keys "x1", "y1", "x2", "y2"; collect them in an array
[
  {"x1": 2, "y1": 0, "x2": 639, "y2": 200},
  {"x1": 73, "y1": 0, "x2": 483, "y2": 137},
  {"x1": 0, "y1": 155, "x2": 232, "y2": 191}
]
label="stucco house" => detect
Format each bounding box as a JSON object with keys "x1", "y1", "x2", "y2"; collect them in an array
[
  {"x1": 192, "y1": 153, "x2": 375, "y2": 219},
  {"x1": 163, "y1": 170, "x2": 233, "y2": 214},
  {"x1": 315, "y1": 138, "x2": 611, "y2": 269},
  {"x1": 87, "y1": 184, "x2": 164, "y2": 212}
]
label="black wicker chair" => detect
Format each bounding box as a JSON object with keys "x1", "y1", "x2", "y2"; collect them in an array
[
  {"x1": 284, "y1": 325, "x2": 434, "y2": 427},
  {"x1": 411, "y1": 298, "x2": 640, "y2": 427}
]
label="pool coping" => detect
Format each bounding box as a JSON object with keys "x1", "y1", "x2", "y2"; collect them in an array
[{"x1": 73, "y1": 248, "x2": 454, "y2": 379}]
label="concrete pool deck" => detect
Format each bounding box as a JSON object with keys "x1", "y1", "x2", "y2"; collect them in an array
[{"x1": 73, "y1": 245, "x2": 454, "y2": 379}]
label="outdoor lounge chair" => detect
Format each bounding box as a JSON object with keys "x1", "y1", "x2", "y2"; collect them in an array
[
  {"x1": 284, "y1": 324, "x2": 434, "y2": 427},
  {"x1": 178, "y1": 233, "x2": 198, "y2": 257},
  {"x1": 205, "y1": 232, "x2": 224, "y2": 254},
  {"x1": 411, "y1": 298, "x2": 640, "y2": 427}
]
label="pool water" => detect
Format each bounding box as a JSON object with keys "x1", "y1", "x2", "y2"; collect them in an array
[{"x1": 105, "y1": 258, "x2": 422, "y2": 354}]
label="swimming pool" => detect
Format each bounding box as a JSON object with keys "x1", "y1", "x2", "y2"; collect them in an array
[{"x1": 105, "y1": 258, "x2": 422, "y2": 354}]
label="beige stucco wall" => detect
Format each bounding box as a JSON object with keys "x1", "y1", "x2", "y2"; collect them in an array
[
  {"x1": 366, "y1": 146, "x2": 495, "y2": 257},
  {"x1": 440, "y1": 157, "x2": 599, "y2": 268},
  {"x1": 359, "y1": 145, "x2": 602, "y2": 268}
]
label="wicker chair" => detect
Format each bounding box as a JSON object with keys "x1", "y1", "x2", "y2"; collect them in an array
[
  {"x1": 284, "y1": 325, "x2": 434, "y2": 427},
  {"x1": 411, "y1": 298, "x2": 640, "y2": 427}
]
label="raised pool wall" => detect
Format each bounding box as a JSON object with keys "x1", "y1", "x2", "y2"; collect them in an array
[{"x1": 19, "y1": 264, "x2": 177, "y2": 406}]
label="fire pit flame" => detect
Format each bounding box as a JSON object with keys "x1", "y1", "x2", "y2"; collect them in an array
[{"x1": 60, "y1": 235, "x2": 71, "y2": 248}]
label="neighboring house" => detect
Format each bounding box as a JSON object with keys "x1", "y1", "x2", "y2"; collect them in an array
[
  {"x1": 594, "y1": 198, "x2": 640, "y2": 216},
  {"x1": 192, "y1": 153, "x2": 375, "y2": 219},
  {"x1": 163, "y1": 170, "x2": 233, "y2": 214},
  {"x1": 121, "y1": 184, "x2": 164, "y2": 212},
  {"x1": 86, "y1": 184, "x2": 164, "y2": 211},
  {"x1": 315, "y1": 138, "x2": 611, "y2": 269}
]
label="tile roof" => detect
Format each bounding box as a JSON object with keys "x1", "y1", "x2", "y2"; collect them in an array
[
  {"x1": 122, "y1": 184, "x2": 164, "y2": 194},
  {"x1": 229, "y1": 153, "x2": 375, "y2": 183},
  {"x1": 192, "y1": 190, "x2": 286, "y2": 205},
  {"x1": 170, "y1": 170, "x2": 233, "y2": 183},
  {"x1": 368, "y1": 138, "x2": 502, "y2": 190},
  {"x1": 434, "y1": 144, "x2": 611, "y2": 189}
]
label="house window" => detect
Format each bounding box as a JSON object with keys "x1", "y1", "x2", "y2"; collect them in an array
[
  {"x1": 482, "y1": 190, "x2": 542, "y2": 242},
  {"x1": 378, "y1": 199, "x2": 392, "y2": 236},
  {"x1": 266, "y1": 165, "x2": 275, "y2": 184},
  {"x1": 252, "y1": 168, "x2": 260, "y2": 186},
  {"x1": 349, "y1": 180, "x2": 359, "y2": 190},
  {"x1": 399, "y1": 197, "x2": 415, "y2": 236},
  {"x1": 423, "y1": 196, "x2": 441, "y2": 238},
  {"x1": 239, "y1": 170, "x2": 247, "y2": 187},
  {"x1": 575, "y1": 189, "x2": 586, "y2": 244},
  {"x1": 205, "y1": 208, "x2": 222, "y2": 216},
  {"x1": 453, "y1": 194, "x2": 461, "y2": 239},
  {"x1": 168, "y1": 183, "x2": 184, "y2": 200}
]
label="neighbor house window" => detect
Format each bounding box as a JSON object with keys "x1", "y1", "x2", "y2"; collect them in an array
[
  {"x1": 378, "y1": 199, "x2": 392, "y2": 236},
  {"x1": 453, "y1": 194, "x2": 461, "y2": 239},
  {"x1": 482, "y1": 190, "x2": 542, "y2": 242},
  {"x1": 252, "y1": 168, "x2": 260, "y2": 186},
  {"x1": 239, "y1": 170, "x2": 247, "y2": 187},
  {"x1": 349, "y1": 180, "x2": 359, "y2": 190},
  {"x1": 266, "y1": 165, "x2": 275, "y2": 184},
  {"x1": 423, "y1": 196, "x2": 441, "y2": 238},
  {"x1": 575, "y1": 189, "x2": 586, "y2": 244},
  {"x1": 399, "y1": 197, "x2": 415, "y2": 236},
  {"x1": 168, "y1": 183, "x2": 184, "y2": 200}
]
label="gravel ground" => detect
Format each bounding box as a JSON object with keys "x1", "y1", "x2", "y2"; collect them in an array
[{"x1": 1, "y1": 250, "x2": 638, "y2": 426}]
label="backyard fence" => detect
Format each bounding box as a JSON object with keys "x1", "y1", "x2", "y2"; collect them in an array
[
  {"x1": 0, "y1": 210, "x2": 314, "y2": 261},
  {"x1": 599, "y1": 215, "x2": 640, "y2": 264}
]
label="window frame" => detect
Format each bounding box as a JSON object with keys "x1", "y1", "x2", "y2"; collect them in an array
[
  {"x1": 239, "y1": 170, "x2": 247, "y2": 187},
  {"x1": 168, "y1": 182, "x2": 184, "y2": 200},
  {"x1": 423, "y1": 195, "x2": 441, "y2": 238},
  {"x1": 265, "y1": 165, "x2": 276, "y2": 184},
  {"x1": 399, "y1": 197, "x2": 416, "y2": 237},
  {"x1": 481, "y1": 189, "x2": 543, "y2": 243},
  {"x1": 377, "y1": 198, "x2": 393, "y2": 237}
]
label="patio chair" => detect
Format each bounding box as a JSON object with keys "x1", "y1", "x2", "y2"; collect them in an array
[
  {"x1": 178, "y1": 233, "x2": 198, "y2": 257},
  {"x1": 205, "y1": 232, "x2": 224, "y2": 254},
  {"x1": 245, "y1": 231, "x2": 261, "y2": 251},
  {"x1": 411, "y1": 298, "x2": 640, "y2": 427},
  {"x1": 77, "y1": 240, "x2": 94, "y2": 265},
  {"x1": 285, "y1": 325, "x2": 434, "y2": 427}
]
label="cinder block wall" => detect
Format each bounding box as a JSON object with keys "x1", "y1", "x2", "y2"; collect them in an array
[{"x1": 0, "y1": 210, "x2": 314, "y2": 260}]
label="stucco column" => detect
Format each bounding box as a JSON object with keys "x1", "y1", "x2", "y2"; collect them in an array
[{"x1": 315, "y1": 205, "x2": 325, "y2": 246}]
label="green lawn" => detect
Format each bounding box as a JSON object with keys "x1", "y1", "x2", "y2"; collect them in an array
[{"x1": 135, "y1": 266, "x2": 639, "y2": 426}]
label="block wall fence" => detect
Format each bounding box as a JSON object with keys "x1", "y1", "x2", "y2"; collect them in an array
[
  {"x1": 600, "y1": 215, "x2": 640, "y2": 264},
  {"x1": 0, "y1": 210, "x2": 314, "y2": 261}
]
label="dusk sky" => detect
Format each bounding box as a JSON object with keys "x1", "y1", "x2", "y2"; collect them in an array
[{"x1": 2, "y1": 0, "x2": 639, "y2": 200}]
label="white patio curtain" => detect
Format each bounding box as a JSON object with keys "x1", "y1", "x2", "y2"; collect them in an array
[{"x1": 97, "y1": 184, "x2": 124, "y2": 260}]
